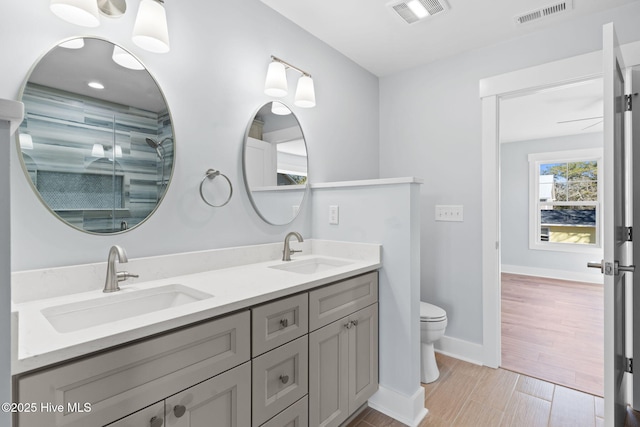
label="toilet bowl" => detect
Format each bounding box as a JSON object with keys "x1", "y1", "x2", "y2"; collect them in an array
[{"x1": 420, "y1": 301, "x2": 447, "y2": 383}]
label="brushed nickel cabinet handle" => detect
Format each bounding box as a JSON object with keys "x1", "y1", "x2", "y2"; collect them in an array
[
  {"x1": 280, "y1": 318, "x2": 289, "y2": 328},
  {"x1": 173, "y1": 405, "x2": 186, "y2": 418},
  {"x1": 150, "y1": 416, "x2": 164, "y2": 427},
  {"x1": 280, "y1": 374, "x2": 289, "y2": 384}
]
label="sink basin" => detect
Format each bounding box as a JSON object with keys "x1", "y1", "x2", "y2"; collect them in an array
[
  {"x1": 269, "y1": 257, "x2": 354, "y2": 275},
  {"x1": 41, "y1": 284, "x2": 213, "y2": 333}
]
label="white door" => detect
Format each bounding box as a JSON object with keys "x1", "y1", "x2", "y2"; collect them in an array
[{"x1": 597, "y1": 22, "x2": 634, "y2": 426}]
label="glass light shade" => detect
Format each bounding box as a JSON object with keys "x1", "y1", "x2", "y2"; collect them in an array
[
  {"x1": 264, "y1": 62, "x2": 288, "y2": 98},
  {"x1": 132, "y1": 0, "x2": 170, "y2": 53},
  {"x1": 294, "y1": 75, "x2": 316, "y2": 108},
  {"x1": 50, "y1": 0, "x2": 100, "y2": 27},
  {"x1": 112, "y1": 45, "x2": 145, "y2": 70},
  {"x1": 91, "y1": 143, "x2": 105, "y2": 157},
  {"x1": 115, "y1": 145, "x2": 123, "y2": 158},
  {"x1": 271, "y1": 101, "x2": 291, "y2": 116},
  {"x1": 20, "y1": 134, "x2": 33, "y2": 150}
]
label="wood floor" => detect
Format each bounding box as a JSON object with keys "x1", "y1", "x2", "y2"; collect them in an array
[
  {"x1": 500, "y1": 273, "x2": 604, "y2": 397},
  {"x1": 347, "y1": 353, "x2": 605, "y2": 426}
]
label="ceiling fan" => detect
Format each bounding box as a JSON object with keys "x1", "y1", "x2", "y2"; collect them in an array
[{"x1": 557, "y1": 116, "x2": 603, "y2": 130}]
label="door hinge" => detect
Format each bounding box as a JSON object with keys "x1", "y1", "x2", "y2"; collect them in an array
[
  {"x1": 626, "y1": 357, "x2": 633, "y2": 374},
  {"x1": 626, "y1": 94, "x2": 633, "y2": 112},
  {"x1": 626, "y1": 226, "x2": 633, "y2": 242}
]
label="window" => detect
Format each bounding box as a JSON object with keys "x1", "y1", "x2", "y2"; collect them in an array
[{"x1": 528, "y1": 149, "x2": 602, "y2": 253}]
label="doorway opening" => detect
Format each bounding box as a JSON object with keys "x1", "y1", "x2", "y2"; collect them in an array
[{"x1": 498, "y1": 79, "x2": 605, "y2": 396}]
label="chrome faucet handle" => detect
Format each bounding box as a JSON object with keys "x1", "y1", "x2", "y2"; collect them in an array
[{"x1": 117, "y1": 271, "x2": 139, "y2": 282}]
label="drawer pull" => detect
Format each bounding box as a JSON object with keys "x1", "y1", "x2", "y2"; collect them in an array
[
  {"x1": 150, "y1": 416, "x2": 164, "y2": 427},
  {"x1": 280, "y1": 318, "x2": 289, "y2": 328},
  {"x1": 174, "y1": 404, "x2": 187, "y2": 418},
  {"x1": 351, "y1": 319, "x2": 358, "y2": 327},
  {"x1": 344, "y1": 321, "x2": 353, "y2": 329},
  {"x1": 279, "y1": 374, "x2": 290, "y2": 384}
]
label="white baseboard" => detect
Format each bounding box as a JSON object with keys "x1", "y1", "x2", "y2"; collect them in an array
[
  {"x1": 501, "y1": 264, "x2": 603, "y2": 284},
  {"x1": 368, "y1": 385, "x2": 427, "y2": 427},
  {"x1": 434, "y1": 335, "x2": 484, "y2": 366}
]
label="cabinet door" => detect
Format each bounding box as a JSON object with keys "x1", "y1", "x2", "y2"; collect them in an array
[
  {"x1": 348, "y1": 303, "x2": 379, "y2": 412},
  {"x1": 309, "y1": 318, "x2": 349, "y2": 427},
  {"x1": 164, "y1": 362, "x2": 251, "y2": 427},
  {"x1": 105, "y1": 402, "x2": 164, "y2": 427}
]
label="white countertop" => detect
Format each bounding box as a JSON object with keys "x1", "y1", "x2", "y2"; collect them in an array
[{"x1": 12, "y1": 241, "x2": 381, "y2": 374}]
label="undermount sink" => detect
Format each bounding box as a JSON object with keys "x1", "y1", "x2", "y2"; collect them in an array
[
  {"x1": 269, "y1": 257, "x2": 354, "y2": 275},
  {"x1": 41, "y1": 284, "x2": 213, "y2": 333}
]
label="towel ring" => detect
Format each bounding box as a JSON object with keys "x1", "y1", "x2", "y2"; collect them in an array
[{"x1": 199, "y1": 169, "x2": 233, "y2": 207}]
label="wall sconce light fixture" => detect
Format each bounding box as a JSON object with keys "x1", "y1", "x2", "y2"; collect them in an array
[
  {"x1": 49, "y1": 0, "x2": 170, "y2": 53},
  {"x1": 264, "y1": 56, "x2": 316, "y2": 108}
]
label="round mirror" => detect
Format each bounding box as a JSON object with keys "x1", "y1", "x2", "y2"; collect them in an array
[
  {"x1": 17, "y1": 37, "x2": 175, "y2": 234},
  {"x1": 242, "y1": 102, "x2": 309, "y2": 225}
]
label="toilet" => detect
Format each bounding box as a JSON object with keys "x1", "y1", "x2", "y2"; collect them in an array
[{"x1": 420, "y1": 301, "x2": 448, "y2": 383}]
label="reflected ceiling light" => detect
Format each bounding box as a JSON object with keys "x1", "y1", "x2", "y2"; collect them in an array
[
  {"x1": 50, "y1": 0, "x2": 100, "y2": 27},
  {"x1": 19, "y1": 134, "x2": 33, "y2": 150},
  {"x1": 59, "y1": 38, "x2": 85, "y2": 49},
  {"x1": 271, "y1": 102, "x2": 292, "y2": 116},
  {"x1": 87, "y1": 81, "x2": 105, "y2": 89},
  {"x1": 92, "y1": 143, "x2": 105, "y2": 157},
  {"x1": 50, "y1": 0, "x2": 171, "y2": 54},
  {"x1": 132, "y1": 0, "x2": 170, "y2": 53},
  {"x1": 264, "y1": 56, "x2": 316, "y2": 108},
  {"x1": 112, "y1": 45, "x2": 145, "y2": 70}
]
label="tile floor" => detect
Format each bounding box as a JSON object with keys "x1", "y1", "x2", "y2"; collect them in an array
[{"x1": 347, "y1": 353, "x2": 607, "y2": 427}]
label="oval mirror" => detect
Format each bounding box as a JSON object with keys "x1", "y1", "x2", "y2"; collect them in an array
[
  {"x1": 17, "y1": 37, "x2": 175, "y2": 234},
  {"x1": 242, "y1": 102, "x2": 309, "y2": 225}
]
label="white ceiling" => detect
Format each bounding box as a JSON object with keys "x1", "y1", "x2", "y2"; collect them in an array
[
  {"x1": 500, "y1": 78, "x2": 603, "y2": 143},
  {"x1": 260, "y1": 0, "x2": 637, "y2": 77}
]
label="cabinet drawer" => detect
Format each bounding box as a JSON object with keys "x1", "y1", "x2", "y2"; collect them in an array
[
  {"x1": 261, "y1": 396, "x2": 308, "y2": 427},
  {"x1": 252, "y1": 293, "x2": 308, "y2": 357},
  {"x1": 252, "y1": 336, "x2": 309, "y2": 427},
  {"x1": 15, "y1": 310, "x2": 250, "y2": 427},
  {"x1": 309, "y1": 272, "x2": 378, "y2": 331},
  {"x1": 105, "y1": 401, "x2": 164, "y2": 427}
]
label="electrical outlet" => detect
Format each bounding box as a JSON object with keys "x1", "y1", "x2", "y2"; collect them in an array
[
  {"x1": 329, "y1": 205, "x2": 339, "y2": 225},
  {"x1": 435, "y1": 205, "x2": 464, "y2": 222}
]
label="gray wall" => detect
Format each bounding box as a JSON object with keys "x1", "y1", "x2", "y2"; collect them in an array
[
  {"x1": 2, "y1": 0, "x2": 380, "y2": 271},
  {"x1": 500, "y1": 133, "x2": 603, "y2": 277},
  {"x1": 378, "y1": 1, "x2": 640, "y2": 345}
]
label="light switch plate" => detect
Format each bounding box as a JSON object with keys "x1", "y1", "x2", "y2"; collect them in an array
[
  {"x1": 435, "y1": 205, "x2": 463, "y2": 222},
  {"x1": 329, "y1": 205, "x2": 339, "y2": 224}
]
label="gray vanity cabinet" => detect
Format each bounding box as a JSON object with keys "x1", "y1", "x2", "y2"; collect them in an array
[
  {"x1": 308, "y1": 272, "x2": 379, "y2": 427},
  {"x1": 14, "y1": 311, "x2": 251, "y2": 427}
]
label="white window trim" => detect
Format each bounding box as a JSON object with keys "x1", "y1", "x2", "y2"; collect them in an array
[{"x1": 528, "y1": 148, "x2": 603, "y2": 254}]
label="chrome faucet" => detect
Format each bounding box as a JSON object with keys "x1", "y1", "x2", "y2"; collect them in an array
[
  {"x1": 282, "y1": 232, "x2": 304, "y2": 261},
  {"x1": 103, "y1": 245, "x2": 138, "y2": 293}
]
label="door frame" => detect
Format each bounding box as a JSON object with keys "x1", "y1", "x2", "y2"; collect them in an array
[{"x1": 479, "y1": 39, "x2": 640, "y2": 369}]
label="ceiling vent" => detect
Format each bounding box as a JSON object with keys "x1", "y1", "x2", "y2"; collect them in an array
[
  {"x1": 515, "y1": 1, "x2": 572, "y2": 25},
  {"x1": 390, "y1": 0, "x2": 449, "y2": 25}
]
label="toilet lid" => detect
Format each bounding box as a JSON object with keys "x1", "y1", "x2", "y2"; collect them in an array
[{"x1": 420, "y1": 302, "x2": 446, "y2": 321}]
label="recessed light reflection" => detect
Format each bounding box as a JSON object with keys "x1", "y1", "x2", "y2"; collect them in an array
[{"x1": 87, "y1": 81, "x2": 105, "y2": 90}]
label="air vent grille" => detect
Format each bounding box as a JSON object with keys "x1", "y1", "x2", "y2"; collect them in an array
[
  {"x1": 389, "y1": 0, "x2": 449, "y2": 25},
  {"x1": 515, "y1": 1, "x2": 572, "y2": 25}
]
